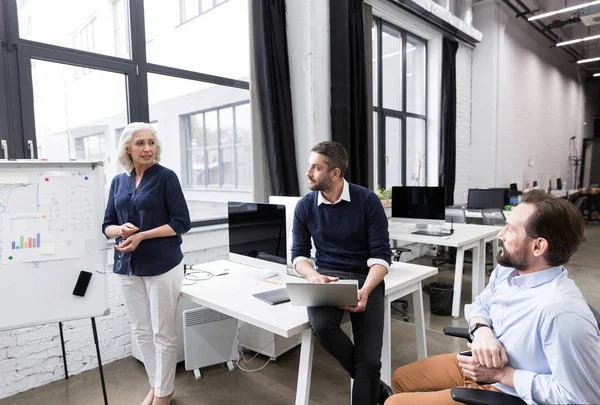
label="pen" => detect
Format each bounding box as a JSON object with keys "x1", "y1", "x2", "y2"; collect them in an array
[{"x1": 263, "y1": 279, "x2": 279, "y2": 285}]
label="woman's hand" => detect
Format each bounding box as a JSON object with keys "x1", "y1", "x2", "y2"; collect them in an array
[
  {"x1": 115, "y1": 233, "x2": 145, "y2": 252},
  {"x1": 120, "y1": 223, "x2": 139, "y2": 239}
]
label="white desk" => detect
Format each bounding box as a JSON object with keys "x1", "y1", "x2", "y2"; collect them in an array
[
  {"x1": 388, "y1": 222, "x2": 502, "y2": 318},
  {"x1": 181, "y1": 260, "x2": 437, "y2": 405}
]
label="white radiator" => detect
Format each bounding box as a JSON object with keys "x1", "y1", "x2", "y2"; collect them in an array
[{"x1": 183, "y1": 307, "x2": 238, "y2": 379}]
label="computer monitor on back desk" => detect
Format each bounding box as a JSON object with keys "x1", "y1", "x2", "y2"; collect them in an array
[
  {"x1": 391, "y1": 186, "x2": 450, "y2": 236},
  {"x1": 467, "y1": 189, "x2": 506, "y2": 210}
]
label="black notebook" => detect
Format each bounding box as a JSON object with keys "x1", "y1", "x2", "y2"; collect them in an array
[{"x1": 253, "y1": 288, "x2": 290, "y2": 305}]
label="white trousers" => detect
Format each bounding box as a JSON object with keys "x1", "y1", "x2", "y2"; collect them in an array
[{"x1": 118, "y1": 262, "x2": 183, "y2": 397}]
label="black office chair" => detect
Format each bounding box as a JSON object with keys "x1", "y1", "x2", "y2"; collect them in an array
[
  {"x1": 444, "y1": 304, "x2": 600, "y2": 405},
  {"x1": 391, "y1": 247, "x2": 411, "y2": 322}
]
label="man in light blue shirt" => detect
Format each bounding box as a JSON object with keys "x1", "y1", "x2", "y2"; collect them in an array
[{"x1": 385, "y1": 190, "x2": 600, "y2": 405}]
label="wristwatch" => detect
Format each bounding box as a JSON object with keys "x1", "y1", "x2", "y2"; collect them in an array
[{"x1": 469, "y1": 322, "x2": 491, "y2": 336}]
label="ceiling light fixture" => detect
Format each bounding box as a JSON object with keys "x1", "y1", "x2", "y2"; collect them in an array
[
  {"x1": 594, "y1": 73, "x2": 600, "y2": 77},
  {"x1": 528, "y1": 0, "x2": 600, "y2": 21},
  {"x1": 577, "y1": 56, "x2": 600, "y2": 64},
  {"x1": 557, "y1": 34, "x2": 600, "y2": 47}
]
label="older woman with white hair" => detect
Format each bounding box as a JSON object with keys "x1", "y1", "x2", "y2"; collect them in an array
[{"x1": 102, "y1": 122, "x2": 191, "y2": 405}]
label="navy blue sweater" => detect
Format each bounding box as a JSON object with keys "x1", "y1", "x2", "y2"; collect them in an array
[
  {"x1": 102, "y1": 164, "x2": 191, "y2": 276},
  {"x1": 291, "y1": 183, "x2": 391, "y2": 275}
]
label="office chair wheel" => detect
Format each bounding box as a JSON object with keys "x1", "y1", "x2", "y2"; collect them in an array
[{"x1": 391, "y1": 300, "x2": 410, "y2": 322}]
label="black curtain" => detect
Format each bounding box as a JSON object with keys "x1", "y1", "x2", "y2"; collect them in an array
[
  {"x1": 252, "y1": 0, "x2": 300, "y2": 196},
  {"x1": 330, "y1": 0, "x2": 369, "y2": 187},
  {"x1": 439, "y1": 37, "x2": 458, "y2": 205}
]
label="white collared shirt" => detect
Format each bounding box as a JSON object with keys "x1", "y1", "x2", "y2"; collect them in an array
[{"x1": 317, "y1": 178, "x2": 351, "y2": 206}]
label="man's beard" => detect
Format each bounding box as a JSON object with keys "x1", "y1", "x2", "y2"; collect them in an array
[
  {"x1": 496, "y1": 240, "x2": 530, "y2": 270},
  {"x1": 308, "y1": 176, "x2": 331, "y2": 192}
]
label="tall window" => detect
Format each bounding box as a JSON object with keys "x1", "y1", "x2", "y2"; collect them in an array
[
  {"x1": 5, "y1": 0, "x2": 252, "y2": 221},
  {"x1": 372, "y1": 18, "x2": 427, "y2": 189},
  {"x1": 75, "y1": 133, "x2": 105, "y2": 161},
  {"x1": 72, "y1": 18, "x2": 96, "y2": 78},
  {"x1": 17, "y1": 0, "x2": 32, "y2": 36},
  {"x1": 113, "y1": 0, "x2": 130, "y2": 57},
  {"x1": 184, "y1": 101, "x2": 251, "y2": 189},
  {"x1": 180, "y1": 0, "x2": 230, "y2": 24}
]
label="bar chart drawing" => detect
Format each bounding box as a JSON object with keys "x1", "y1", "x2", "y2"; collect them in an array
[{"x1": 11, "y1": 234, "x2": 41, "y2": 250}]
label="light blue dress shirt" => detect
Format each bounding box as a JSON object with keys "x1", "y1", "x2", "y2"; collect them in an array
[{"x1": 465, "y1": 265, "x2": 600, "y2": 405}]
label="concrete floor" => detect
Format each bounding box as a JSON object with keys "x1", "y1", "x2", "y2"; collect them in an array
[{"x1": 3, "y1": 223, "x2": 599, "y2": 405}]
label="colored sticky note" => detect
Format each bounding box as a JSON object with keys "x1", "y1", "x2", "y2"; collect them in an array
[{"x1": 40, "y1": 243, "x2": 55, "y2": 255}]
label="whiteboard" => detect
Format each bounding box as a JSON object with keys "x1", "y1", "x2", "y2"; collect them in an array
[{"x1": 0, "y1": 161, "x2": 109, "y2": 332}]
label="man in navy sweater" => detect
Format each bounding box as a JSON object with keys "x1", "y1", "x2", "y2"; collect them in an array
[{"x1": 291, "y1": 141, "x2": 393, "y2": 405}]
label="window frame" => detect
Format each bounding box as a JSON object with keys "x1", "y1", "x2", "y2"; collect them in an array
[
  {"x1": 113, "y1": 0, "x2": 131, "y2": 58},
  {"x1": 72, "y1": 17, "x2": 96, "y2": 78},
  {"x1": 0, "y1": 0, "x2": 250, "y2": 159},
  {"x1": 178, "y1": 0, "x2": 230, "y2": 25},
  {"x1": 75, "y1": 132, "x2": 106, "y2": 160},
  {"x1": 182, "y1": 100, "x2": 251, "y2": 190},
  {"x1": 372, "y1": 16, "x2": 428, "y2": 189},
  {"x1": 0, "y1": 0, "x2": 253, "y2": 225}
]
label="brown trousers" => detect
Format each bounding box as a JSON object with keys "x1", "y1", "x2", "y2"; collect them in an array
[{"x1": 384, "y1": 354, "x2": 502, "y2": 405}]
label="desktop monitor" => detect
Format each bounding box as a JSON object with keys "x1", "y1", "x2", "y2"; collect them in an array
[
  {"x1": 391, "y1": 186, "x2": 446, "y2": 225},
  {"x1": 491, "y1": 188, "x2": 510, "y2": 205},
  {"x1": 467, "y1": 189, "x2": 506, "y2": 210},
  {"x1": 228, "y1": 202, "x2": 287, "y2": 273},
  {"x1": 268, "y1": 195, "x2": 311, "y2": 266}
]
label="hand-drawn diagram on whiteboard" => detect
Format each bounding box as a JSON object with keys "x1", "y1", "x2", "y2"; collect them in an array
[{"x1": 0, "y1": 172, "x2": 91, "y2": 265}]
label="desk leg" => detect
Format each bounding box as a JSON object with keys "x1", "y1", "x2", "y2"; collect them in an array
[
  {"x1": 479, "y1": 239, "x2": 487, "y2": 294},
  {"x1": 472, "y1": 243, "x2": 481, "y2": 303},
  {"x1": 452, "y1": 247, "x2": 466, "y2": 318},
  {"x1": 472, "y1": 241, "x2": 486, "y2": 301},
  {"x1": 295, "y1": 328, "x2": 314, "y2": 405},
  {"x1": 492, "y1": 239, "x2": 499, "y2": 268},
  {"x1": 412, "y1": 282, "x2": 427, "y2": 359},
  {"x1": 381, "y1": 296, "x2": 392, "y2": 385}
]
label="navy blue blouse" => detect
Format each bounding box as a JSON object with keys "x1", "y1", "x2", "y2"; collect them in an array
[{"x1": 102, "y1": 164, "x2": 191, "y2": 276}]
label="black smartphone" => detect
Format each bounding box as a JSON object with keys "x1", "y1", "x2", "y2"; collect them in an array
[
  {"x1": 459, "y1": 350, "x2": 472, "y2": 357},
  {"x1": 73, "y1": 271, "x2": 93, "y2": 297}
]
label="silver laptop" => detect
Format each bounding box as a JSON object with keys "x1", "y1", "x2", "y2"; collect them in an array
[{"x1": 286, "y1": 280, "x2": 359, "y2": 307}]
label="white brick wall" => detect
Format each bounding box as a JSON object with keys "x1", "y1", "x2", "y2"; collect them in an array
[
  {"x1": 455, "y1": 44, "x2": 473, "y2": 205},
  {"x1": 495, "y1": 15, "x2": 586, "y2": 190},
  {"x1": 465, "y1": 1, "x2": 589, "y2": 192}
]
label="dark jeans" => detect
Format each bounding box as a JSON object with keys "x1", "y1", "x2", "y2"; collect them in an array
[{"x1": 307, "y1": 269, "x2": 385, "y2": 405}]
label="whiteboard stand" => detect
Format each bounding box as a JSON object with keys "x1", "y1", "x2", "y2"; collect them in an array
[
  {"x1": 58, "y1": 322, "x2": 68, "y2": 379},
  {"x1": 57, "y1": 318, "x2": 108, "y2": 405},
  {"x1": 91, "y1": 317, "x2": 108, "y2": 405}
]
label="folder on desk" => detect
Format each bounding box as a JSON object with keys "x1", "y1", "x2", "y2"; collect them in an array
[{"x1": 252, "y1": 288, "x2": 290, "y2": 305}]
